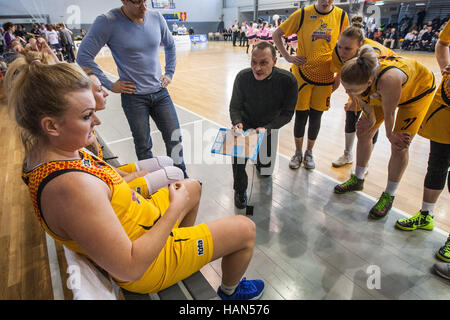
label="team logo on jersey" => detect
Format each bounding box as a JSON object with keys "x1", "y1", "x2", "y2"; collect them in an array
[
  {"x1": 131, "y1": 190, "x2": 141, "y2": 205},
  {"x1": 82, "y1": 159, "x2": 92, "y2": 167},
  {"x1": 311, "y1": 20, "x2": 332, "y2": 42}
]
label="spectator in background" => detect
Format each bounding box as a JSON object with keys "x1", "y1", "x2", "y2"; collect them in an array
[
  {"x1": 231, "y1": 20, "x2": 240, "y2": 47},
  {"x1": 28, "y1": 23, "x2": 40, "y2": 38},
  {"x1": 383, "y1": 27, "x2": 398, "y2": 49},
  {"x1": 3, "y1": 22, "x2": 17, "y2": 49},
  {"x1": 431, "y1": 30, "x2": 440, "y2": 51},
  {"x1": 0, "y1": 27, "x2": 5, "y2": 53},
  {"x1": 172, "y1": 22, "x2": 178, "y2": 35},
  {"x1": 399, "y1": 21, "x2": 409, "y2": 38},
  {"x1": 240, "y1": 21, "x2": 248, "y2": 47},
  {"x1": 402, "y1": 30, "x2": 418, "y2": 50},
  {"x1": 177, "y1": 24, "x2": 187, "y2": 35},
  {"x1": 188, "y1": 26, "x2": 194, "y2": 35},
  {"x1": 58, "y1": 23, "x2": 75, "y2": 62},
  {"x1": 418, "y1": 24, "x2": 428, "y2": 41},
  {"x1": 420, "y1": 25, "x2": 433, "y2": 51},
  {"x1": 14, "y1": 25, "x2": 27, "y2": 40},
  {"x1": 373, "y1": 28, "x2": 383, "y2": 43},
  {"x1": 39, "y1": 24, "x2": 48, "y2": 41}
]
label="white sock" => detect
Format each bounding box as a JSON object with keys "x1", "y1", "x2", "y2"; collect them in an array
[
  {"x1": 421, "y1": 201, "x2": 435, "y2": 217},
  {"x1": 354, "y1": 165, "x2": 367, "y2": 180},
  {"x1": 385, "y1": 180, "x2": 399, "y2": 196},
  {"x1": 345, "y1": 132, "x2": 356, "y2": 154},
  {"x1": 220, "y1": 282, "x2": 239, "y2": 296}
]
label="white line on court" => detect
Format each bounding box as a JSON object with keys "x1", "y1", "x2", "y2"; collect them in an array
[
  {"x1": 105, "y1": 119, "x2": 204, "y2": 146},
  {"x1": 102, "y1": 71, "x2": 449, "y2": 236}
]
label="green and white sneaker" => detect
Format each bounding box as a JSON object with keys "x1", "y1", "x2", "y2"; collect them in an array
[
  {"x1": 369, "y1": 192, "x2": 394, "y2": 219},
  {"x1": 334, "y1": 174, "x2": 364, "y2": 194},
  {"x1": 436, "y1": 236, "x2": 450, "y2": 263},
  {"x1": 396, "y1": 211, "x2": 434, "y2": 231}
]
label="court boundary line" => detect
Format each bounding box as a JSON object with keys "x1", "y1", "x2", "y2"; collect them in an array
[{"x1": 102, "y1": 71, "x2": 448, "y2": 237}]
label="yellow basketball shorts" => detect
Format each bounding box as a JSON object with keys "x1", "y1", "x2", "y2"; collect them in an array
[
  {"x1": 116, "y1": 188, "x2": 214, "y2": 294},
  {"x1": 419, "y1": 77, "x2": 450, "y2": 144},
  {"x1": 369, "y1": 92, "x2": 434, "y2": 136},
  {"x1": 117, "y1": 163, "x2": 136, "y2": 174},
  {"x1": 117, "y1": 163, "x2": 150, "y2": 198},
  {"x1": 292, "y1": 67, "x2": 333, "y2": 112}
]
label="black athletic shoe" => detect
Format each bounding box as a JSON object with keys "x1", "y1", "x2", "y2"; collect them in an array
[{"x1": 234, "y1": 191, "x2": 247, "y2": 209}]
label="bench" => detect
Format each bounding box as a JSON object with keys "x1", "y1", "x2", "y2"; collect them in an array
[{"x1": 56, "y1": 132, "x2": 218, "y2": 300}]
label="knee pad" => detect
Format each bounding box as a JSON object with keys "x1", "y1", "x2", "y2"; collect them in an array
[{"x1": 135, "y1": 156, "x2": 174, "y2": 173}]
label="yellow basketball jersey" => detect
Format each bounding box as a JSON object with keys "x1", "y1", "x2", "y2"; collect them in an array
[
  {"x1": 361, "y1": 56, "x2": 435, "y2": 107},
  {"x1": 419, "y1": 73, "x2": 450, "y2": 144},
  {"x1": 439, "y1": 21, "x2": 450, "y2": 43},
  {"x1": 280, "y1": 4, "x2": 349, "y2": 85},
  {"x1": 331, "y1": 38, "x2": 396, "y2": 73},
  {"x1": 22, "y1": 150, "x2": 168, "y2": 256}
]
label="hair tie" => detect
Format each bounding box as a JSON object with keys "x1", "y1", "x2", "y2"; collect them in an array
[
  {"x1": 31, "y1": 59, "x2": 41, "y2": 64},
  {"x1": 357, "y1": 57, "x2": 364, "y2": 66}
]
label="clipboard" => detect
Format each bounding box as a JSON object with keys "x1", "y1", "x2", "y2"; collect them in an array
[{"x1": 211, "y1": 128, "x2": 265, "y2": 160}]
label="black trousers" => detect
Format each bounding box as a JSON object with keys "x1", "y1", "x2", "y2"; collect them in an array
[
  {"x1": 239, "y1": 32, "x2": 248, "y2": 47},
  {"x1": 232, "y1": 31, "x2": 240, "y2": 46},
  {"x1": 232, "y1": 129, "x2": 276, "y2": 193}
]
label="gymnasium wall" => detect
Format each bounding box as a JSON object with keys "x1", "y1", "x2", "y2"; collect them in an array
[{"x1": 0, "y1": 0, "x2": 223, "y2": 34}]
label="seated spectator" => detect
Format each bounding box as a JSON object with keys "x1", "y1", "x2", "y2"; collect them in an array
[
  {"x1": 431, "y1": 30, "x2": 440, "y2": 51},
  {"x1": 402, "y1": 30, "x2": 418, "y2": 50},
  {"x1": 5, "y1": 51, "x2": 265, "y2": 300},
  {"x1": 419, "y1": 26, "x2": 433, "y2": 51},
  {"x1": 383, "y1": 27, "x2": 398, "y2": 49},
  {"x1": 373, "y1": 28, "x2": 383, "y2": 43},
  {"x1": 418, "y1": 24, "x2": 428, "y2": 41}
]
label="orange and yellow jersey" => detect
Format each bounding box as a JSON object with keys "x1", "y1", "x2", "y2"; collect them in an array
[
  {"x1": 280, "y1": 4, "x2": 349, "y2": 85},
  {"x1": 331, "y1": 38, "x2": 396, "y2": 74},
  {"x1": 22, "y1": 149, "x2": 169, "y2": 257},
  {"x1": 361, "y1": 56, "x2": 436, "y2": 107}
]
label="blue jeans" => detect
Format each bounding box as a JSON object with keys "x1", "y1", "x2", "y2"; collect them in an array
[{"x1": 121, "y1": 88, "x2": 187, "y2": 176}]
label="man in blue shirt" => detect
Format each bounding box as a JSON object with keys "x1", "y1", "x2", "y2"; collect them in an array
[{"x1": 77, "y1": 0, "x2": 187, "y2": 177}]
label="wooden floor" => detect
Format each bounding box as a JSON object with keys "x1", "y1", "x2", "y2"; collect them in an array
[
  {"x1": 96, "y1": 41, "x2": 450, "y2": 232},
  {"x1": 1, "y1": 40, "x2": 449, "y2": 300}
]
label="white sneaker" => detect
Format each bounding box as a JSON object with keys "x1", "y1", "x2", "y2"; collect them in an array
[
  {"x1": 289, "y1": 153, "x2": 302, "y2": 169},
  {"x1": 332, "y1": 151, "x2": 353, "y2": 168},
  {"x1": 303, "y1": 150, "x2": 315, "y2": 170}
]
